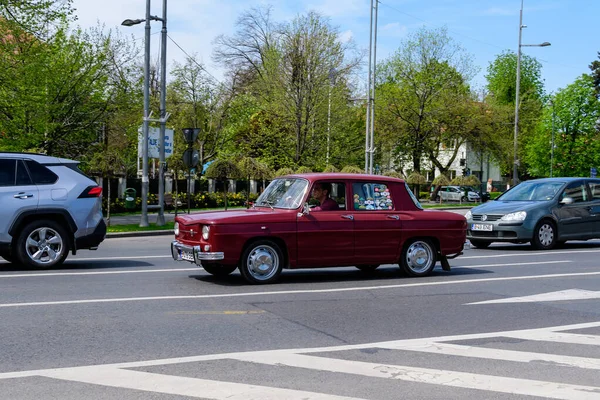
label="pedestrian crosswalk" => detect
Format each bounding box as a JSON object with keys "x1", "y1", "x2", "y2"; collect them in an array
[{"x1": 2, "y1": 321, "x2": 600, "y2": 399}]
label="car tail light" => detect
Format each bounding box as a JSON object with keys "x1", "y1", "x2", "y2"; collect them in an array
[{"x1": 78, "y1": 186, "x2": 103, "y2": 198}]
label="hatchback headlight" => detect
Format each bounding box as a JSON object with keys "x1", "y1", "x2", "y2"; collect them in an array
[
  {"x1": 202, "y1": 225, "x2": 210, "y2": 240},
  {"x1": 500, "y1": 211, "x2": 527, "y2": 222},
  {"x1": 174, "y1": 222, "x2": 179, "y2": 236},
  {"x1": 465, "y1": 211, "x2": 472, "y2": 220}
]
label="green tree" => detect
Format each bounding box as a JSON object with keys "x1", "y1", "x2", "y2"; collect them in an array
[{"x1": 526, "y1": 75, "x2": 600, "y2": 177}]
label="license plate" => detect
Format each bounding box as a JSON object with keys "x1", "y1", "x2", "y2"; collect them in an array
[
  {"x1": 181, "y1": 250, "x2": 194, "y2": 262},
  {"x1": 472, "y1": 223, "x2": 493, "y2": 231}
]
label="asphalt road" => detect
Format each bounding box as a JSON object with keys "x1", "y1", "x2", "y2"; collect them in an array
[{"x1": 1, "y1": 233, "x2": 600, "y2": 399}]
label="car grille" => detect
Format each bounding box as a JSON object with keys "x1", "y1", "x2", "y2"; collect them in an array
[{"x1": 472, "y1": 214, "x2": 502, "y2": 222}]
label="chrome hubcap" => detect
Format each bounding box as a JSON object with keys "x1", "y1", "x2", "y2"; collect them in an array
[
  {"x1": 246, "y1": 245, "x2": 279, "y2": 281},
  {"x1": 405, "y1": 241, "x2": 434, "y2": 274},
  {"x1": 26, "y1": 227, "x2": 63, "y2": 264},
  {"x1": 538, "y1": 224, "x2": 554, "y2": 247}
]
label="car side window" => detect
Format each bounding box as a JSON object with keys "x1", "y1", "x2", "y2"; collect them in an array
[
  {"x1": 24, "y1": 160, "x2": 58, "y2": 184},
  {"x1": 562, "y1": 182, "x2": 587, "y2": 203},
  {"x1": 352, "y1": 182, "x2": 394, "y2": 210},
  {"x1": 0, "y1": 159, "x2": 16, "y2": 186},
  {"x1": 16, "y1": 160, "x2": 33, "y2": 186},
  {"x1": 308, "y1": 182, "x2": 346, "y2": 210},
  {"x1": 589, "y1": 181, "x2": 600, "y2": 200}
]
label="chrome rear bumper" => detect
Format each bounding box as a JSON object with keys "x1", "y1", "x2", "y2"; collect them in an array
[{"x1": 171, "y1": 241, "x2": 224, "y2": 266}]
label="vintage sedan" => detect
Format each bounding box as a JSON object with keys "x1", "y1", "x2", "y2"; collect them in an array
[
  {"x1": 171, "y1": 173, "x2": 467, "y2": 284},
  {"x1": 466, "y1": 177, "x2": 600, "y2": 249}
]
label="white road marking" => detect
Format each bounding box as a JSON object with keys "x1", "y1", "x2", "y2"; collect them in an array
[
  {"x1": 454, "y1": 260, "x2": 566, "y2": 269},
  {"x1": 232, "y1": 352, "x2": 600, "y2": 400},
  {"x1": 461, "y1": 248, "x2": 600, "y2": 259},
  {"x1": 379, "y1": 341, "x2": 600, "y2": 370},
  {"x1": 40, "y1": 367, "x2": 363, "y2": 400},
  {"x1": 2, "y1": 320, "x2": 600, "y2": 399},
  {"x1": 0, "y1": 268, "x2": 198, "y2": 279},
  {"x1": 67, "y1": 255, "x2": 173, "y2": 261},
  {"x1": 1, "y1": 270, "x2": 600, "y2": 309},
  {"x1": 468, "y1": 289, "x2": 600, "y2": 304}
]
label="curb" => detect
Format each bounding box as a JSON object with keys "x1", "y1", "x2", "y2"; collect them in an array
[{"x1": 106, "y1": 230, "x2": 174, "y2": 239}]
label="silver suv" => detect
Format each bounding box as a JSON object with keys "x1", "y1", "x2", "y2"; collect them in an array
[{"x1": 0, "y1": 152, "x2": 106, "y2": 268}]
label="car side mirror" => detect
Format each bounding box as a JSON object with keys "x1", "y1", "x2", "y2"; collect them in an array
[
  {"x1": 560, "y1": 197, "x2": 574, "y2": 205},
  {"x1": 298, "y1": 202, "x2": 310, "y2": 217}
]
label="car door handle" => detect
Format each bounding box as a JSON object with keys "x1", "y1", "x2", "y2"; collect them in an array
[
  {"x1": 386, "y1": 215, "x2": 400, "y2": 220},
  {"x1": 14, "y1": 193, "x2": 34, "y2": 199},
  {"x1": 341, "y1": 215, "x2": 354, "y2": 220}
]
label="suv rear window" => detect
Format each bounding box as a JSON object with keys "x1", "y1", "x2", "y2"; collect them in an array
[{"x1": 25, "y1": 160, "x2": 58, "y2": 184}]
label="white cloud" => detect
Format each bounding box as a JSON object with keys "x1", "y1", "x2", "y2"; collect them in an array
[
  {"x1": 381, "y1": 22, "x2": 408, "y2": 38},
  {"x1": 338, "y1": 29, "x2": 354, "y2": 43}
]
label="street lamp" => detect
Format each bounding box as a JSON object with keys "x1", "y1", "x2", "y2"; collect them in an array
[
  {"x1": 121, "y1": 0, "x2": 169, "y2": 227},
  {"x1": 326, "y1": 68, "x2": 336, "y2": 166},
  {"x1": 513, "y1": 0, "x2": 550, "y2": 186}
]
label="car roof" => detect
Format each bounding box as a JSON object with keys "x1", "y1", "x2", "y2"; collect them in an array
[
  {"x1": 0, "y1": 152, "x2": 77, "y2": 164},
  {"x1": 278, "y1": 172, "x2": 405, "y2": 183}
]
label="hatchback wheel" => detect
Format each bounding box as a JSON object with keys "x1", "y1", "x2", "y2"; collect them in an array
[
  {"x1": 239, "y1": 240, "x2": 283, "y2": 284},
  {"x1": 15, "y1": 220, "x2": 69, "y2": 269},
  {"x1": 400, "y1": 239, "x2": 436, "y2": 277},
  {"x1": 202, "y1": 263, "x2": 237, "y2": 277},
  {"x1": 532, "y1": 219, "x2": 557, "y2": 250}
]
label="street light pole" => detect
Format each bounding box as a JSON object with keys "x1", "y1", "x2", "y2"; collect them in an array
[
  {"x1": 140, "y1": 0, "x2": 151, "y2": 227},
  {"x1": 157, "y1": 0, "x2": 168, "y2": 226},
  {"x1": 513, "y1": 0, "x2": 550, "y2": 186},
  {"x1": 364, "y1": 0, "x2": 379, "y2": 174},
  {"x1": 550, "y1": 100, "x2": 555, "y2": 177},
  {"x1": 122, "y1": 0, "x2": 169, "y2": 227}
]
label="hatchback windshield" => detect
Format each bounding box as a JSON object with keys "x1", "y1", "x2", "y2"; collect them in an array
[
  {"x1": 254, "y1": 178, "x2": 308, "y2": 209},
  {"x1": 498, "y1": 181, "x2": 565, "y2": 201}
]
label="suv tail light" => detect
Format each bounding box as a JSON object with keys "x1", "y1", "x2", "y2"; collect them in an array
[{"x1": 78, "y1": 186, "x2": 103, "y2": 198}]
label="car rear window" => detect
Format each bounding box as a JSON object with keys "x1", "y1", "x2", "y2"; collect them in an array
[{"x1": 25, "y1": 160, "x2": 58, "y2": 184}]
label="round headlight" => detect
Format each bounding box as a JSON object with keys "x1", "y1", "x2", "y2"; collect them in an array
[
  {"x1": 202, "y1": 225, "x2": 210, "y2": 240},
  {"x1": 174, "y1": 222, "x2": 179, "y2": 236}
]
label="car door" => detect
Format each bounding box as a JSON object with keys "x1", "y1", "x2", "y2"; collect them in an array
[
  {"x1": 296, "y1": 182, "x2": 354, "y2": 267},
  {"x1": 554, "y1": 180, "x2": 593, "y2": 238},
  {"x1": 0, "y1": 159, "x2": 39, "y2": 243},
  {"x1": 352, "y1": 182, "x2": 403, "y2": 265},
  {"x1": 585, "y1": 179, "x2": 600, "y2": 237}
]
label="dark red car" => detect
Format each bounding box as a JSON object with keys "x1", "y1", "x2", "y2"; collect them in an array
[{"x1": 171, "y1": 173, "x2": 466, "y2": 284}]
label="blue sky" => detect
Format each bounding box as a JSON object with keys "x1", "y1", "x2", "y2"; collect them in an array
[{"x1": 72, "y1": 0, "x2": 598, "y2": 95}]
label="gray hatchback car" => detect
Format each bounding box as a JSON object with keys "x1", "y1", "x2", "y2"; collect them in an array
[
  {"x1": 0, "y1": 152, "x2": 106, "y2": 268},
  {"x1": 465, "y1": 177, "x2": 600, "y2": 249}
]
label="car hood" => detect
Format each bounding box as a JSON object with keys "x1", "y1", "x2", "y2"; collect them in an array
[
  {"x1": 176, "y1": 208, "x2": 295, "y2": 225},
  {"x1": 471, "y1": 200, "x2": 546, "y2": 215}
]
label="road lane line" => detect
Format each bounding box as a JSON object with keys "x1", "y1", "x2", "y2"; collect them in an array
[
  {"x1": 1, "y1": 270, "x2": 600, "y2": 309},
  {"x1": 1, "y1": 321, "x2": 600, "y2": 381},
  {"x1": 503, "y1": 331, "x2": 600, "y2": 346},
  {"x1": 461, "y1": 248, "x2": 600, "y2": 259},
  {"x1": 40, "y1": 367, "x2": 364, "y2": 400},
  {"x1": 379, "y1": 342, "x2": 600, "y2": 370},
  {"x1": 231, "y1": 353, "x2": 600, "y2": 400},
  {"x1": 454, "y1": 260, "x2": 566, "y2": 268},
  {"x1": 0, "y1": 268, "x2": 198, "y2": 278}
]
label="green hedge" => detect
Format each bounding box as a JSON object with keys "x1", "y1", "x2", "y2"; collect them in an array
[
  {"x1": 490, "y1": 191, "x2": 502, "y2": 200},
  {"x1": 103, "y1": 192, "x2": 259, "y2": 213}
]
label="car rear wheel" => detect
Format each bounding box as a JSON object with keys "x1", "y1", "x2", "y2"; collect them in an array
[
  {"x1": 239, "y1": 240, "x2": 283, "y2": 284},
  {"x1": 469, "y1": 239, "x2": 491, "y2": 249},
  {"x1": 532, "y1": 219, "x2": 557, "y2": 250},
  {"x1": 356, "y1": 264, "x2": 380, "y2": 273},
  {"x1": 202, "y1": 263, "x2": 237, "y2": 277},
  {"x1": 400, "y1": 239, "x2": 436, "y2": 277},
  {"x1": 15, "y1": 220, "x2": 69, "y2": 269},
  {"x1": 460, "y1": 196, "x2": 466, "y2": 202}
]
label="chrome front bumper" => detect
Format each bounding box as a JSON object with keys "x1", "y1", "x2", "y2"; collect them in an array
[{"x1": 171, "y1": 240, "x2": 224, "y2": 266}]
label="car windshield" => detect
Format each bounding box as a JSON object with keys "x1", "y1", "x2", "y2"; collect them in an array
[
  {"x1": 497, "y1": 181, "x2": 564, "y2": 201},
  {"x1": 255, "y1": 178, "x2": 308, "y2": 209}
]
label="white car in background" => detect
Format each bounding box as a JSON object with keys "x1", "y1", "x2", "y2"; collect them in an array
[{"x1": 437, "y1": 185, "x2": 480, "y2": 202}]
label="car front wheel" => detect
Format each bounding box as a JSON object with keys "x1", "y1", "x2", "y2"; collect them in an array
[
  {"x1": 400, "y1": 239, "x2": 436, "y2": 277},
  {"x1": 532, "y1": 219, "x2": 557, "y2": 250},
  {"x1": 202, "y1": 263, "x2": 237, "y2": 277},
  {"x1": 15, "y1": 220, "x2": 69, "y2": 269},
  {"x1": 239, "y1": 240, "x2": 283, "y2": 284}
]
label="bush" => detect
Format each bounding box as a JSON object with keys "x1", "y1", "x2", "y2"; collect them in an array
[{"x1": 490, "y1": 191, "x2": 502, "y2": 200}]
